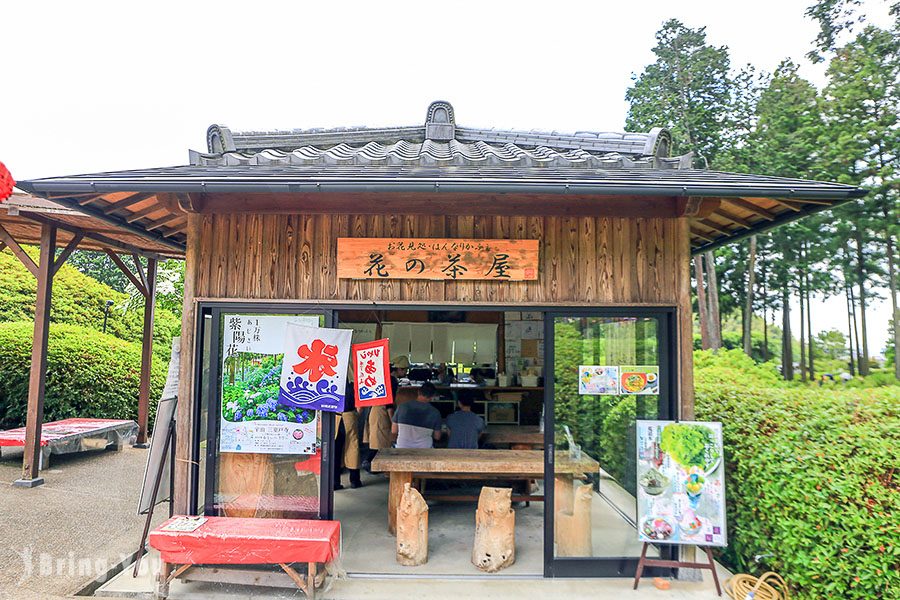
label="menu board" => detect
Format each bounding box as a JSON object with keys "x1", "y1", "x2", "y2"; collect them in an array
[
  {"x1": 636, "y1": 420, "x2": 726, "y2": 547},
  {"x1": 578, "y1": 366, "x2": 619, "y2": 395},
  {"x1": 219, "y1": 315, "x2": 320, "y2": 455},
  {"x1": 620, "y1": 366, "x2": 659, "y2": 395}
]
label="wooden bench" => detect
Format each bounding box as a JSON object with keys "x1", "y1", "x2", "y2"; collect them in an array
[
  {"x1": 148, "y1": 516, "x2": 340, "y2": 599},
  {"x1": 371, "y1": 448, "x2": 599, "y2": 534},
  {"x1": 0, "y1": 418, "x2": 136, "y2": 469}
]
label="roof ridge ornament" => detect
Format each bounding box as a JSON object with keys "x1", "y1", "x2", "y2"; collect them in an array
[
  {"x1": 425, "y1": 100, "x2": 455, "y2": 142},
  {"x1": 207, "y1": 124, "x2": 236, "y2": 154}
]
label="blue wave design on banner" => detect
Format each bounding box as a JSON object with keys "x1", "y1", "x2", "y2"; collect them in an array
[
  {"x1": 359, "y1": 383, "x2": 386, "y2": 400},
  {"x1": 279, "y1": 376, "x2": 345, "y2": 412}
]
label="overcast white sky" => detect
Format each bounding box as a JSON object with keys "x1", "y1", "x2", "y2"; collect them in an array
[{"x1": 2, "y1": 0, "x2": 894, "y2": 356}]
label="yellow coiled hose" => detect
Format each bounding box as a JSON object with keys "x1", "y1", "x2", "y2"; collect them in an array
[{"x1": 724, "y1": 571, "x2": 790, "y2": 600}]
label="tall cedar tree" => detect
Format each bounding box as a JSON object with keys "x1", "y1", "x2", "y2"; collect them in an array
[
  {"x1": 626, "y1": 19, "x2": 732, "y2": 349},
  {"x1": 820, "y1": 26, "x2": 899, "y2": 375}
]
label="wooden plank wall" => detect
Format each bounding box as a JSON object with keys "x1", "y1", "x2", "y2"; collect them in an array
[{"x1": 193, "y1": 213, "x2": 687, "y2": 305}]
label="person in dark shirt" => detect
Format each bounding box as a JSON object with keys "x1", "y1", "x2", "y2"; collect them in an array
[
  {"x1": 334, "y1": 382, "x2": 362, "y2": 489},
  {"x1": 446, "y1": 396, "x2": 485, "y2": 449},
  {"x1": 392, "y1": 382, "x2": 442, "y2": 448}
]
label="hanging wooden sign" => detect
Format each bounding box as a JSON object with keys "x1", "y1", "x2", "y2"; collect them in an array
[{"x1": 337, "y1": 238, "x2": 539, "y2": 281}]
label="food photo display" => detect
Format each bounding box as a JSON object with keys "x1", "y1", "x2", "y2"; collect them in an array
[{"x1": 635, "y1": 420, "x2": 727, "y2": 547}]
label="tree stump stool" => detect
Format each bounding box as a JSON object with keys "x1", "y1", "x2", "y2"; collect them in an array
[
  {"x1": 396, "y1": 483, "x2": 429, "y2": 566},
  {"x1": 472, "y1": 486, "x2": 515, "y2": 572},
  {"x1": 556, "y1": 482, "x2": 593, "y2": 556}
]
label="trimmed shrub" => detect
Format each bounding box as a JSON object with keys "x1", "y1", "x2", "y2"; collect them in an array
[
  {"x1": 0, "y1": 249, "x2": 181, "y2": 362},
  {"x1": 0, "y1": 321, "x2": 165, "y2": 430},
  {"x1": 695, "y1": 351, "x2": 900, "y2": 600}
]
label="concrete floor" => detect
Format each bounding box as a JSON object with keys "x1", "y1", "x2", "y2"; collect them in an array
[
  {"x1": 0, "y1": 443, "x2": 165, "y2": 600},
  {"x1": 99, "y1": 552, "x2": 729, "y2": 600},
  {"x1": 334, "y1": 472, "x2": 655, "y2": 575}
]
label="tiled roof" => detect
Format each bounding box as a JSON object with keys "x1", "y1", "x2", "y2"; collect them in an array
[{"x1": 195, "y1": 100, "x2": 677, "y2": 170}]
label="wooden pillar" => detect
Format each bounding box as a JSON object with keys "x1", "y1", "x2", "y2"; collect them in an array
[
  {"x1": 135, "y1": 257, "x2": 157, "y2": 447},
  {"x1": 15, "y1": 223, "x2": 57, "y2": 487},
  {"x1": 676, "y1": 218, "x2": 695, "y2": 419},
  {"x1": 174, "y1": 213, "x2": 200, "y2": 515}
]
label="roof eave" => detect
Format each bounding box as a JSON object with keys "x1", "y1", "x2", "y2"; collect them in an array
[{"x1": 16, "y1": 176, "x2": 867, "y2": 203}]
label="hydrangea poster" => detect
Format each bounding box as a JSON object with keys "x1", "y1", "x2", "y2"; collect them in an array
[
  {"x1": 278, "y1": 324, "x2": 352, "y2": 413},
  {"x1": 635, "y1": 420, "x2": 726, "y2": 547},
  {"x1": 352, "y1": 338, "x2": 392, "y2": 407},
  {"x1": 219, "y1": 314, "x2": 320, "y2": 455}
]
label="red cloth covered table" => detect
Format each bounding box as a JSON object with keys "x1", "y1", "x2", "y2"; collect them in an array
[
  {"x1": 148, "y1": 516, "x2": 340, "y2": 599},
  {"x1": 0, "y1": 418, "x2": 137, "y2": 468}
]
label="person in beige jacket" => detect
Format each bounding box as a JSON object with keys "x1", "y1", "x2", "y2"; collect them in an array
[{"x1": 362, "y1": 356, "x2": 407, "y2": 470}]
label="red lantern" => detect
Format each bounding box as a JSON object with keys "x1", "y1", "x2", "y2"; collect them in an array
[{"x1": 0, "y1": 162, "x2": 14, "y2": 202}]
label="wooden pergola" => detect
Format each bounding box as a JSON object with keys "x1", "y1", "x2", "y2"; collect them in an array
[{"x1": 0, "y1": 191, "x2": 184, "y2": 487}]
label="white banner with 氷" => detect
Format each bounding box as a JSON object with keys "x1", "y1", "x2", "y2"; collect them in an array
[
  {"x1": 278, "y1": 324, "x2": 352, "y2": 413},
  {"x1": 636, "y1": 420, "x2": 726, "y2": 547},
  {"x1": 219, "y1": 314, "x2": 320, "y2": 455}
]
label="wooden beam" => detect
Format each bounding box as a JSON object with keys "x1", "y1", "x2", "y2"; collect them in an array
[
  {"x1": 135, "y1": 257, "x2": 157, "y2": 447},
  {"x1": 77, "y1": 195, "x2": 106, "y2": 207},
  {"x1": 0, "y1": 223, "x2": 38, "y2": 276},
  {"x1": 678, "y1": 197, "x2": 721, "y2": 218},
  {"x1": 697, "y1": 219, "x2": 732, "y2": 237},
  {"x1": 767, "y1": 198, "x2": 802, "y2": 212},
  {"x1": 132, "y1": 253, "x2": 149, "y2": 292},
  {"x1": 145, "y1": 213, "x2": 183, "y2": 232},
  {"x1": 162, "y1": 221, "x2": 188, "y2": 237},
  {"x1": 126, "y1": 203, "x2": 167, "y2": 223},
  {"x1": 16, "y1": 223, "x2": 57, "y2": 486},
  {"x1": 106, "y1": 249, "x2": 148, "y2": 297},
  {"x1": 722, "y1": 198, "x2": 777, "y2": 221},
  {"x1": 52, "y1": 234, "x2": 84, "y2": 276},
  {"x1": 690, "y1": 228, "x2": 716, "y2": 243},
  {"x1": 20, "y1": 211, "x2": 176, "y2": 261},
  {"x1": 102, "y1": 192, "x2": 155, "y2": 215},
  {"x1": 712, "y1": 208, "x2": 753, "y2": 229}
]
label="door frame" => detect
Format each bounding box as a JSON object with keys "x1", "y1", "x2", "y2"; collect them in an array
[
  {"x1": 542, "y1": 307, "x2": 679, "y2": 577},
  {"x1": 192, "y1": 302, "x2": 336, "y2": 520},
  {"x1": 189, "y1": 300, "x2": 683, "y2": 578}
]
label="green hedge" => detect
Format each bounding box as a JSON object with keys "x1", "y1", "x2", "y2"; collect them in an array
[
  {"x1": 0, "y1": 249, "x2": 181, "y2": 362},
  {"x1": 0, "y1": 321, "x2": 165, "y2": 430},
  {"x1": 695, "y1": 350, "x2": 899, "y2": 600}
]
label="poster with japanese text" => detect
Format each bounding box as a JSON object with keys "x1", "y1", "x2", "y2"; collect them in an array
[
  {"x1": 352, "y1": 338, "x2": 392, "y2": 407},
  {"x1": 219, "y1": 315, "x2": 320, "y2": 455},
  {"x1": 578, "y1": 366, "x2": 619, "y2": 395},
  {"x1": 279, "y1": 324, "x2": 352, "y2": 413},
  {"x1": 636, "y1": 420, "x2": 726, "y2": 547},
  {"x1": 620, "y1": 366, "x2": 660, "y2": 395}
]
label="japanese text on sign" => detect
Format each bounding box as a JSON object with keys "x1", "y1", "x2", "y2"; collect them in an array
[{"x1": 337, "y1": 238, "x2": 540, "y2": 281}]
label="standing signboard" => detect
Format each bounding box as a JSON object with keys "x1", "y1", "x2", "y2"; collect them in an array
[{"x1": 635, "y1": 420, "x2": 726, "y2": 547}]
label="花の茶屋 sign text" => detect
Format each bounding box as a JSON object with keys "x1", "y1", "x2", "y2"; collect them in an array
[{"x1": 337, "y1": 238, "x2": 539, "y2": 281}]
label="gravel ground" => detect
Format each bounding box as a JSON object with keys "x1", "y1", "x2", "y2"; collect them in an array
[{"x1": 0, "y1": 444, "x2": 164, "y2": 600}]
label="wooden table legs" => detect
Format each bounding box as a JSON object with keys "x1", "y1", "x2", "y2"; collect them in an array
[{"x1": 387, "y1": 471, "x2": 412, "y2": 535}]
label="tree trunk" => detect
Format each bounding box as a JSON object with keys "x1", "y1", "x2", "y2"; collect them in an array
[
  {"x1": 556, "y1": 482, "x2": 593, "y2": 557},
  {"x1": 694, "y1": 255, "x2": 710, "y2": 350},
  {"x1": 705, "y1": 250, "x2": 722, "y2": 349},
  {"x1": 743, "y1": 236, "x2": 757, "y2": 357},
  {"x1": 782, "y1": 284, "x2": 794, "y2": 380},
  {"x1": 799, "y1": 271, "x2": 807, "y2": 382},
  {"x1": 854, "y1": 233, "x2": 870, "y2": 376},
  {"x1": 884, "y1": 211, "x2": 899, "y2": 380},
  {"x1": 762, "y1": 263, "x2": 769, "y2": 362},
  {"x1": 472, "y1": 487, "x2": 515, "y2": 572},
  {"x1": 805, "y1": 269, "x2": 814, "y2": 381},
  {"x1": 396, "y1": 483, "x2": 428, "y2": 566},
  {"x1": 850, "y1": 285, "x2": 862, "y2": 376},
  {"x1": 846, "y1": 284, "x2": 856, "y2": 376}
]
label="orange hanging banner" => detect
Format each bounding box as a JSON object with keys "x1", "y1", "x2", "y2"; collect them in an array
[{"x1": 337, "y1": 237, "x2": 539, "y2": 281}]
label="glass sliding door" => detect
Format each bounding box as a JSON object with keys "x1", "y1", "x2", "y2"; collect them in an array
[
  {"x1": 544, "y1": 309, "x2": 677, "y2": 577},
  {"x1": 197, "y1": 304, "x2": 335, "y2": 520}
]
